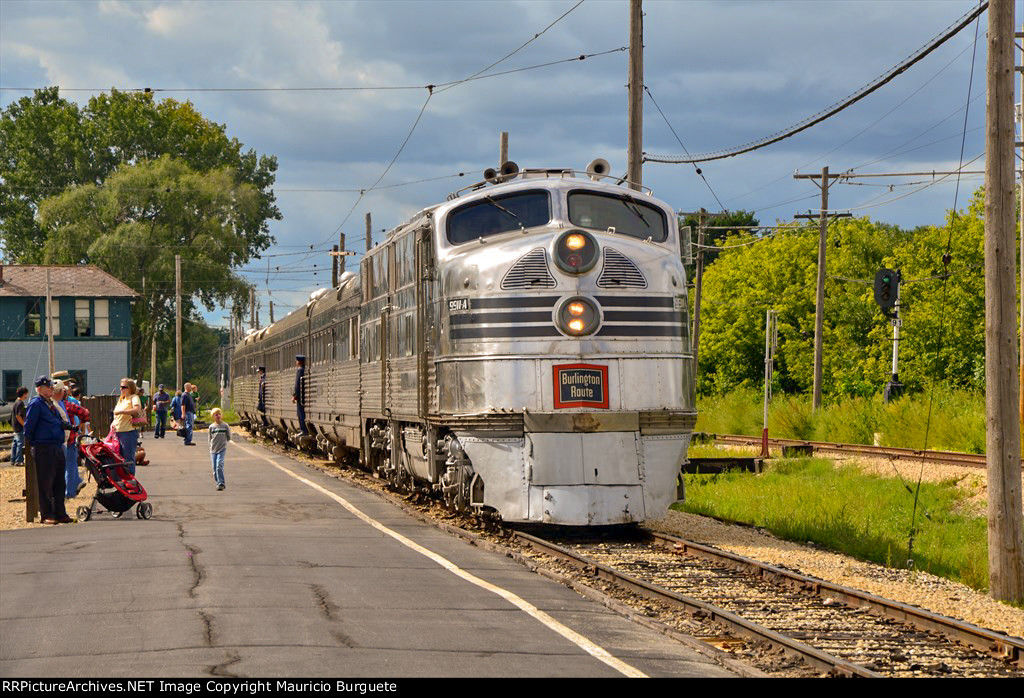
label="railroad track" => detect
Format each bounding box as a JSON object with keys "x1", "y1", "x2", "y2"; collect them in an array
[
  {"x1": 513, "y1": 527, "x2": 1024, "y2": 678},
  {"x1": 709, "y1": 433, "x2": 999, "y2": 469}
]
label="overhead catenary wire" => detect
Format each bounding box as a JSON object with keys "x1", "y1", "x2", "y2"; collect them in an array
[{"x1": 643, "y1": 1, "x2": 988, "y2": 165}]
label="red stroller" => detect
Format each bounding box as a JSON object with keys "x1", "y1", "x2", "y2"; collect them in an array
[{"x1": 75, "y1": 425, "x2": 153, "y2": 522}]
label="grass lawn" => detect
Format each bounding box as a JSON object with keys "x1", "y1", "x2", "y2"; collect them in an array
[{"x1": 674, "y1": 457, "x2": 990, "y2": 591}]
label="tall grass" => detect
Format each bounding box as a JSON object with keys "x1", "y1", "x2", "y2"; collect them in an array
[
  {"x1": 695, "y1": 386, "x2": 986, "y2": 453},
  {"x1": 675, "y1": 458, "x2": 990, "y2": 590}
]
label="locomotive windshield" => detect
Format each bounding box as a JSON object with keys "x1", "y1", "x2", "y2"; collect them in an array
[
  {"x1": 567, "y1": 191, "x2": 668, "y2": 242},
  {"x1": 447, "y1": 190, "x2": 550, "y2": 244}
]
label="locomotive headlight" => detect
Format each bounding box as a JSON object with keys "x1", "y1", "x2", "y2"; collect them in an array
[
  {"x1": 554, "y1": 230, "x2": 598, "y2": 274},
  {"x1": 557, "y1": 296, "x2": 600, "y2": 337}
]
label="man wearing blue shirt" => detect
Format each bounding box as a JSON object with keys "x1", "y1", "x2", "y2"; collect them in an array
[{"x1": 23, "y1": 376, "x2": 71, "y2": 524}]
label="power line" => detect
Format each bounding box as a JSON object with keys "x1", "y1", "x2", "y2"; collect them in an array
[{"x1": 643, "y1": 1, "x2": 988, "y2": 165}]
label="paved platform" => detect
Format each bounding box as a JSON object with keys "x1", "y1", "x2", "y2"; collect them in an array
[{"x1": 0, "y1": 431, "x2": 738, "y2": 678}]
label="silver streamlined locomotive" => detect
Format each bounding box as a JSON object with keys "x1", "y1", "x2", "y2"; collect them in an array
[{"x1": 232, "y1": 160, "x2": 696, "y2": 525}]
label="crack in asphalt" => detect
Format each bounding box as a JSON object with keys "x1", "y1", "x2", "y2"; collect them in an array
[{"x1": 208, "y1": 650, "x2": 242, "y2": 678}]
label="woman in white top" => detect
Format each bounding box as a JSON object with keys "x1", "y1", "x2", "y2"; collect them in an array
[{"x1": 112, "y1": 378, "x2": 142, "y2": 474}]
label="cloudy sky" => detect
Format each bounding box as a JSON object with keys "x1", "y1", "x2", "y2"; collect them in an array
[{"x1": 0, "y1": 0, "x2": 1002, "y2": 324}]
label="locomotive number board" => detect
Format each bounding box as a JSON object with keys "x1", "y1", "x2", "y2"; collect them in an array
[{"x1": 553, "y1": 363, "x2": 609, "y2": 409}]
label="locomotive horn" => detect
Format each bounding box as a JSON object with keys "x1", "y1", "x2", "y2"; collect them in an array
[
  {"x1": 483, "y1": 167, "x2": 499, "y2": 183},
  {"x1": 498, "y1": 160, "x2": 520, "y2": 181},
  {"x1": 586, "y1": 158, "x2": 611, "y2": 181}
]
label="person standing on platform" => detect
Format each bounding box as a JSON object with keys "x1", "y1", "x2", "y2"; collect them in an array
[
  {"x1": 292, "y1": 355, "x2": 308, "y2": 435},
  {"x1": 11, "y1": 387, "x2": 28, "y2": 466},
  {"x1": 153, "y1": 385, "x2": 170, "y2": 438},
  {"x1": 52, "y1": 380, "x2": 88, "y2": 498},
  {"x1": 257, "y1": 366, "x2": 267, "y2": 427},
  {"x1": 112, "y1": 379, "x2": 142, "y2": 473},
  {"x1": 182, "y1": 385, "x2": 197, "y2": 446},
  {"x1": 170, "y1": 390, "x2": 182, "y2": 431},
  {"x1": 207, "y1": 408, "x2": 231, "y2": 491},
  {"x1": 23, "y1": 376, "x2": 71, "y2": 524}
]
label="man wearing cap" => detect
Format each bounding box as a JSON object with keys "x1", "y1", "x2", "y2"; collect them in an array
[
  {"x1": 153, "y1": 384, "x2": 170, "y2": 438},
  {"x1": 23, "y1": 376, "x2": 72, "y2": 524},
  {"x1": 292, "y1": 355, "x2": 308, "y2": 435}
]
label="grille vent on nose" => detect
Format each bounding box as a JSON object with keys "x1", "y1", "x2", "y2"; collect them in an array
[
  {"x1": 597, "y1": 247, "x2": 647, "y2": 289},
  {"x1": 501, "y1": 248, "x2": 557, "y2": 289}
]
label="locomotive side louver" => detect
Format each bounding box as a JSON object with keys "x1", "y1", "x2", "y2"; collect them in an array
[
  {"x1": 501, "y1": 248, "x2": 557, "y2": 289},
  {"x1": 597, "y1": 248, "x2": 647, "y2": 289}
]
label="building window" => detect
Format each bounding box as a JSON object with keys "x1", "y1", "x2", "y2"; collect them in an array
[
  {"x1": 3, "y1": 371, "x2": 21, "y2": 402},
  {"x1": 25, "y1": 300, "x2": 41, "y2": 337},
  {"x1": 48, "y1": 298, "x2": 59, "y2": 336},
  {"x1": 94, "y1": 299, "x2": 109, "y2": 336},
  {"x1": 75, "y1": 299, "x2": 91, "y2": 337}
]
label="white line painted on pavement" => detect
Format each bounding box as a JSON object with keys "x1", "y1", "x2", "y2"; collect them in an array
[{"x1": 235, "y1": 441, "x2": 648, "y2": 678}]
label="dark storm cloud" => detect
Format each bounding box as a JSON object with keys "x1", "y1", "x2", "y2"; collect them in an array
[{"x1": 1, "y1": 0, "x2": 991, "y2": 315}]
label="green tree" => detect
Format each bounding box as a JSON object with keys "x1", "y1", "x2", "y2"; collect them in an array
[
  {"x1": 679, "y1": 209, "x2": 759, "y2": 268},
  {"x1": 697, "y1": 217, "x2": 912, "y2": 398},
  {"x1": 1, "y1": 87, "x2": 280, "y2": 261},
  {"x1": 890, "y1": 190, "x2": 986, "y2": 392},
  {"x1": 38, "y1": 156, "x2": 261, "y2": 382}
]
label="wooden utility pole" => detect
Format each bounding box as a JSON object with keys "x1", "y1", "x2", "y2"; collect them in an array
[
  {"x1": 45, "y1": 268, "x2": 55, "y2": 376},
  {"x1": 332, "y1": 245, "x2": 339, "y2": 287},
  {"x1": 793, "y1": 168, "x2": 852, "y2": 410},
  {"x1": 269, "y1": 300, "x2": 274, "y2": 325},
  {"x1": 175, "y1": 254, "x2": 182, "y2": 391},
  {"x1": 627, "y1": 0, "x2": 643, "y2": 191},
  {"x1": 339, "y1": 232, "x2": 347, "y2": 275},
  {"x1": 500, "y1": 131, "x2": 509, "y2": 166},
  {"x1": 985, "y1": 0, "x2": 1023, "y2": 603},
  {"x1": 812, "y1": 166, "x2": 829, "y2": 411},
  {"x1": 150, "y1": 334, "x2": 157, "y2": 396},
  {"x1": 365, "y1": 213, "x2": 373, "y2": 252},
  {"x1": 249, "y1": 288, "x2": 256, "y2": 330},
  {"x1": 1017, "y1": 25, "x2": 1024, "y2": 436}
]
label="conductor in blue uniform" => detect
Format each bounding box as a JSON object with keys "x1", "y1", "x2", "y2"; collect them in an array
[
  {"x1": 257, "y1": 366, "x2": 268, "y2": 427},
  {"x1": 292, "y1": 355, "x2": 308, "y2": 435}
]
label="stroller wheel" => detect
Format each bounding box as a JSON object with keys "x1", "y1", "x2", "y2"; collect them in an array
[
  {"x1": 111, "y1": 510, "x2": 123, "y2": 519},
  {"x1": 138, "y1": 502, "x2": 153, "y2": 520},
  {"x1": 76, "y1": 506, "x2": 91, "y2": 522}
]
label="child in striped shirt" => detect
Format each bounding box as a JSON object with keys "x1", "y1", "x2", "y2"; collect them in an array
[{"x1": 208, "y1": 408, "x2": 231, "y2": 491}]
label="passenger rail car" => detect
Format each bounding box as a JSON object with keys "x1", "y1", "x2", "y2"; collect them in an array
[{"x1": 232, "y1": 161, "x2": 697, "y2": 525}]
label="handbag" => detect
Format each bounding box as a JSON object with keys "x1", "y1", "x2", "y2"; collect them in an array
[{"x1": 176, "y1": 427, "x2": 187, "y2": 438}]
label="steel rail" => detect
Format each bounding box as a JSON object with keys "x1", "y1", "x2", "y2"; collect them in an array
[
  {"x1": 711, "y1": 433, "x2": 997, "y2": 468},
  {"x1": 645, "y1": 530, "x2": 1024, "y2": 668},
  {"x1": 513, "y1": 530, "x2": 884, "y2": 678}
]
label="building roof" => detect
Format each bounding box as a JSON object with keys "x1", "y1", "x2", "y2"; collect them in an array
[{"x1": 0, "y1": 265, "x2": 137, "y2": 299}]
